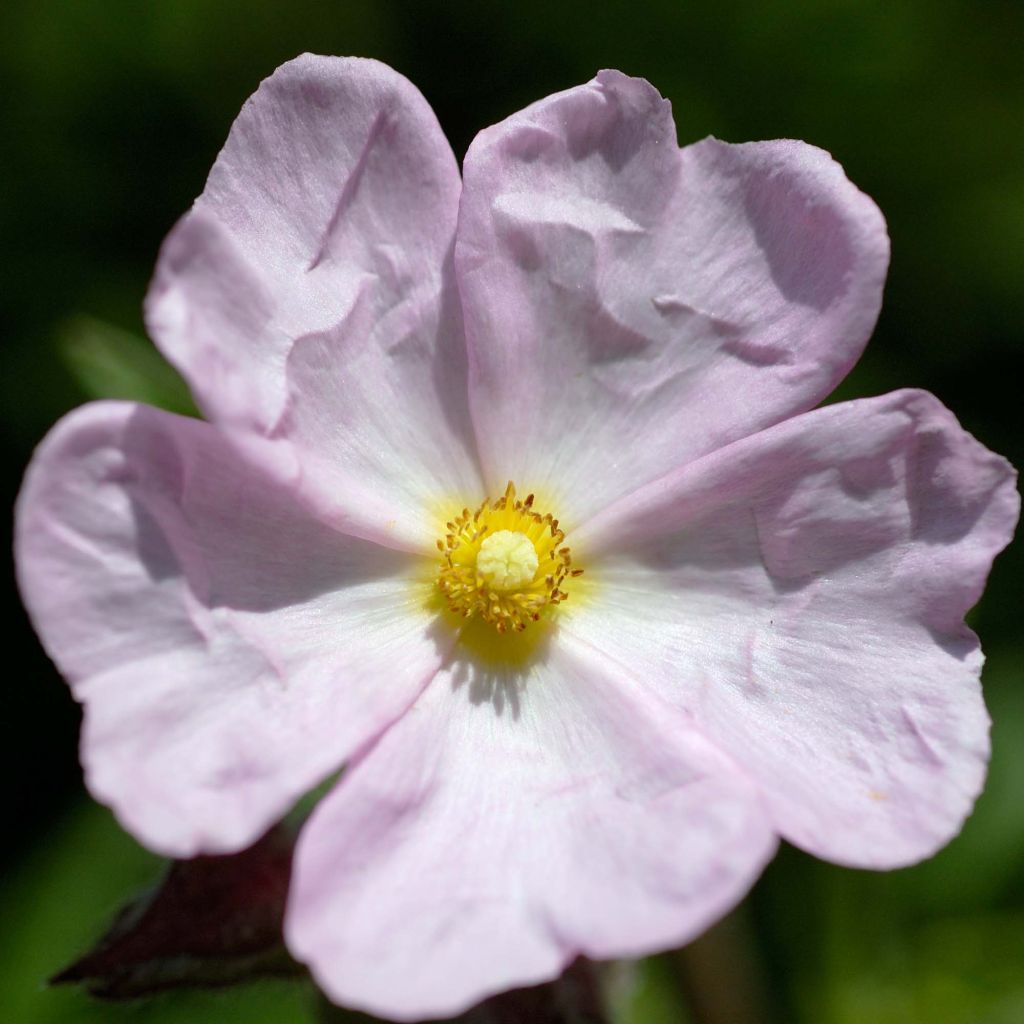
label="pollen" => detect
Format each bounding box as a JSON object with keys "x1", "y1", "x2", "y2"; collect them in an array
[{"x1": 436, "y1": 482, "x2": 581, "y2": 633}]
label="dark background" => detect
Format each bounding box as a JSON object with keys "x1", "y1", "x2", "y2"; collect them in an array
[{"x1": 2, "y1": 2, "x2": 1021, "y2": 1021}]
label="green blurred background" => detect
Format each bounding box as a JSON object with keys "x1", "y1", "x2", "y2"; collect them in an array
[{"x1": 2, "y1": 1, "x2": 1021, "y2": 1021}]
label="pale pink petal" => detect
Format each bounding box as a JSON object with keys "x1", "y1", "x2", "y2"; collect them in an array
[
  {"x1": 456, "y1": 70, "x2": 888, "y2": 524},
  {"x1": 569, "y1": 390, "x2": 1018, "y2": 868},
  {"x1": 146, "y1": 55, "x2": 480, "y2": 549},
  {"x1": 15, "y1": 402, "x2": 450, "y2": 857},
  {"x1": 286, "y1": 635, "x2": 774, "y2": 1021}
]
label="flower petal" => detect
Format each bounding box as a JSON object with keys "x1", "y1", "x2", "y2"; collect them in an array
[
  {"x1": 569, "y1": 390, "x2": 1019, "y2": 867},
  {"x1": 456, "y1": 70, "x2": 888, "y2": 524},
  {"x1": 15, "y1": 402, "x2": 449, "y2": 857},
  {"x1": 286, "y1": 635, "x2": 774, "y2": 1021},
  {"x1": 146, "y1": 55, "x2": 480, "y2": 548}
]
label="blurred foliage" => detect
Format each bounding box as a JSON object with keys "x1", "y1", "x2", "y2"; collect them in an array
[
  {"x1": 58, "y1": 316, "x2": 196, "y2": 415},
  {"x1": 606, "y1": 956, "x2": 693, "y2": 1024},
  {"x1": 1, "y1": 0, "x2": 1021, "y2": 1022}
]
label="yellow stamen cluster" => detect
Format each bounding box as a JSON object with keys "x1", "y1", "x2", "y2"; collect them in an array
[{"x1": 437, "y1": 482, "x2": 582, "y2": 633}]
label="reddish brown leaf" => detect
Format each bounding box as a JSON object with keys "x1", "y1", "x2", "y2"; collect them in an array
[{"x1": 51, "y1": 824, "x2": 301, "y2": 998}]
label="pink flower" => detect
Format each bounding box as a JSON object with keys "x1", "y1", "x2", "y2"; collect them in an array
[{"x1": 16, "y1": 56, "x2": 1018, "y2": 1021}]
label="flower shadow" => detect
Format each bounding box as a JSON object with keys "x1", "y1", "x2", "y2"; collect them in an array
[{"x1": 443, "y1": 616, "x2": 557, "y2": 721}]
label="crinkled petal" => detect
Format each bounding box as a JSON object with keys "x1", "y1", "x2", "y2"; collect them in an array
[
  {"x1": 15, "y1": 402, "x2": 449, "y2": 857},
  {"x1": 569, "y1": 390, "x2": 1019, "y2": 868},
  {"x1": 146, "y1": 55, "x2": 480, "y2": 549},
  {"x1": 286, "y1": 635, "x2": 774, "y2": 1021},
  {"x1": 456, "y1": 70, "x2": 888, "y2": 525}
]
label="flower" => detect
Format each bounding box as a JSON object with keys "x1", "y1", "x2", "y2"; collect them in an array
[{"x1": 15, "y1": 54, "x2": 1018, "y2": 1021}]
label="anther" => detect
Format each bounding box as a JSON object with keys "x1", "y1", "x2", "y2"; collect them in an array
[{"x1": 435, "y1": 482, "x2": 580, "y2": 633}]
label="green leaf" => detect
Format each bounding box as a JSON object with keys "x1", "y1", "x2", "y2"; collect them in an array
[{"x1": 58, "y1": 315, "x2": 198, "y2": 415}]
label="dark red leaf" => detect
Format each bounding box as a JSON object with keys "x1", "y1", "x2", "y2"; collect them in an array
[{"x1": 51, "y1": 824, "x2": 301, "y2": 998}]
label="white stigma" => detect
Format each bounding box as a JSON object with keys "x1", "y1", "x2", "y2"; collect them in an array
[{"x1": 476, "y1": 530, "x2": 539, "y2": 591}]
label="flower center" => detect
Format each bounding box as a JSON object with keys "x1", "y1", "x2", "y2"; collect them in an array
[
  {"x1": 476, "y1": 530, "x2": 539, "y2": 591},
  {"x1": 436, "y1": 482, "x2": 581, "y2": 633}
]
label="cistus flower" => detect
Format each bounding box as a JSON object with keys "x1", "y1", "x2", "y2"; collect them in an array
[{"x1": 15, "y1": 55, "x2": 1018, "y2": 1021}]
